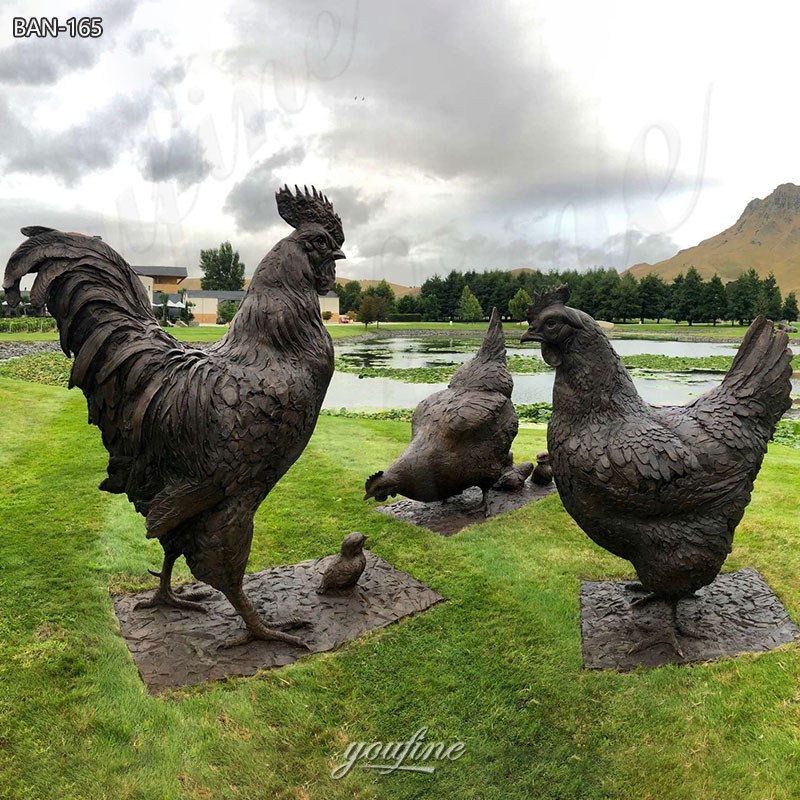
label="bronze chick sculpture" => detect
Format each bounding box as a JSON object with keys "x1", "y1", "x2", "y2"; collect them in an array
[
  {"x1": 493, "y1": 454, "x2": 534, "y2": 491},
  {"x1": 317, "y1": 533, "x2": 368, "y2": 594},
  {"x1": 531, "y1": 452, "x2": 554, "y2": 486}
]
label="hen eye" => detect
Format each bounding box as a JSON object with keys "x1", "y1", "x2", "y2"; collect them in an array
[{"x1": 545, "y1": 319, "x2": 559, "y2": 329}]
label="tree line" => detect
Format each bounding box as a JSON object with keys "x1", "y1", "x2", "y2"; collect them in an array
[{"x1": 336, "y1": 267, "x2": 799, "y2": 326}]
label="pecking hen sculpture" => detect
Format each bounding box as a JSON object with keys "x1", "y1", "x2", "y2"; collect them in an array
[
  {"x1": 364, "y1": 307, "x2": 518, "y2": 512},
  {"x1": 522, "y1": 285, "x2": 793, "y2": 655},
  {"x1": 3, "y1": 185, "x2": 345, "y2": 649}
]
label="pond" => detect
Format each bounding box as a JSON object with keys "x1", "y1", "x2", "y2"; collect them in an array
[{"x1": 324, "y1": 334, "x2": 799, "y2": 410}]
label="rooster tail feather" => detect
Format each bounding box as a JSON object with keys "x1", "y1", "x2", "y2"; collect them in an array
[{"x1": 4, "y1": 228, "x2": 165, "y2": 372}]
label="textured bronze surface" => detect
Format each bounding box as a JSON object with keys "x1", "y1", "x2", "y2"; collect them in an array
[
  {"x1": 4, "y1": 186, "x2": 346, "y2": 650},
  {"x1": 114, "y1": 552, "x2": 443, "y2": 692},
  {"x1": 523, "y1": 285, "x2": 793, "y2": 649},
  {"x1": 377, "y1": 481, "x2": 556, "y2": 535},
  {"x1": 581, "y1": 569, "x2": 799, "y2": 670},
  {"x1": 364, "y1": 307, "x2": 520, "y2": 508}
]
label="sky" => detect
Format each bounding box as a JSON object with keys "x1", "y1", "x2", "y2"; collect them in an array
[{"x1": 1, "y1": 0, "x2": 799, "y2": 287}]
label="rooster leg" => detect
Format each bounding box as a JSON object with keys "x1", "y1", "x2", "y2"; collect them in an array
[
  {"x1": 135, "y1": 552, "x2": 210, "y2": 612},
  {"x1": 219, "y1": 585, "x2": 311, "y2": 650}
]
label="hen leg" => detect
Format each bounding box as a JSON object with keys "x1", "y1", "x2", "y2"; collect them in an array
[
  {"x1": 135, "y1": 552, "x2": 212, "y2": 613},
  {"x1": 219, "y1": 584, "x2": 311, "y2": 650},
  {"x1": 628, "y1": 595, "x2": 702, "y2": 659}
]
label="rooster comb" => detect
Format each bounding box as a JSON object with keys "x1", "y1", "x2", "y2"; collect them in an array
[
  {"x1": 276, "y1": 184, "x2": 344, "y2": 247},
  {"x1": 526, "y1": 283, "x2": 570, "y2": 321}
]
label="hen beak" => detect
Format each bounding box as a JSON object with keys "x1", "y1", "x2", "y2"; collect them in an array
[
  {"x1": 332, "y1": 249, "x2": 346, "y2": 260},
  {"x1": 520, "y1": 327, "x2": 541, "y2": 343}
]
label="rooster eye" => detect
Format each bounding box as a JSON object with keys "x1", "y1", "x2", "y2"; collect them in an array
[{"x1": 545, "y1": 319, "x2": 559, "y2": 329}]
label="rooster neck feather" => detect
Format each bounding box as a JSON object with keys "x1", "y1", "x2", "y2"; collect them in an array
[{"x1": 215, "y1": 237, "x2": 332, "y2": 366}]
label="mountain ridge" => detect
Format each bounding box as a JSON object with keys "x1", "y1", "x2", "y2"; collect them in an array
[{"x1": 627, "y1": 183, "x2": 800, "y2": 294}]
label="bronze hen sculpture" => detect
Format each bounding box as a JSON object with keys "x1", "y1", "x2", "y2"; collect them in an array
[
  {"x1": 522, "y1": 285, "x2": 792, "y2": 655},
  {"x1": 364, "y1": 307, "x2": 518, "y2": 512},
  {"x1": 3, "y1": 185, "x2": 345, "y2": 649}
]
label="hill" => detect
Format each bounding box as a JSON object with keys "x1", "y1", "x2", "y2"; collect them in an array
[
  {"x1": 628, "y1": 183, "x2": 800, "y2": 295},
  {"x1": 334, "y1": 278, "x2": 420, "y2": 298}
]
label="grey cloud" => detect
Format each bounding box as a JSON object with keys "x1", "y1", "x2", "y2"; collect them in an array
[
  {"x1": 140, "y1": 128, "x2": 212, "y2": 190},
  {"x1": 324, "y1": 185, "x2": 385, "y2": 228},
  {"x1": 0, "y1": 94, "x2": 153, "y2": 182},
  {"x1": 126, "y1": 28, "x2": 169, "y2": 56},
  {"x1": 153, "y1": 62, "x2": 187, "y2": 87},
  {"x1": 225, "y1": 0, "x2": 697, "y2": 213},
  {"x1": 223, "y1": 145, "x2": 307, "y2": 231},
  {"x1": 0, "y1": 0, "x2": 138, "y2": 85}
]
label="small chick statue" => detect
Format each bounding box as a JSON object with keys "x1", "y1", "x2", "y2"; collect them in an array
[
  {"x1": 493, "y1": 452, "x2": 534, "y2": 492},
  {"x1": 531, "y1": 451, "x2": 554, "y2": 486},
  {"x1": 317, "y1": 532, "x2": 368, "y2": 594}
]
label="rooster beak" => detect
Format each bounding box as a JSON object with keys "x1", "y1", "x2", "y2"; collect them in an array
[
  {"x1": 332, "y1": 249, "x2": 346, "y2": 260},
  {"x1": 520, "y1": 327, "x2": 541, "y2": 343}
]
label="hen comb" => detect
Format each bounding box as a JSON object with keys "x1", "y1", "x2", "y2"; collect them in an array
[
  {"x1": 526, "y1": 283, "x2": 570, "y2": 321},
  {"x1": 364, "y1": 470, "x2": 384, "y2": 491},
  {"x1": 275, "y1": 184, "x2": 344, "y2": 247}
]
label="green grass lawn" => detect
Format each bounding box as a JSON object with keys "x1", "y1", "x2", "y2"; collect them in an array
[{"x1": 1, "y1": 377, "x2": 800, "y2": 799}]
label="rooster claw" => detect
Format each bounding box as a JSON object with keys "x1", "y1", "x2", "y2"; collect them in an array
[
  {"x1": 218, "y1": 626, "x2": 311, "y2": 651},
  {"x1": 134, "y1": 589, "x2": 209, "y2": 613}
]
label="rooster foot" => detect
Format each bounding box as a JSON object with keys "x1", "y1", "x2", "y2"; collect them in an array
[
  {"x1": 219, "y1": 619, "x2": 311, "y2": 651},
  {"x1": 134, "y1": 588, "x2": 208, "y2": 613}
]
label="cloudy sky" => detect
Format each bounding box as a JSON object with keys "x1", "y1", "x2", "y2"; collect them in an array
[{"x1": 1, "y1": 0, "x2": 799, "y2": 286}]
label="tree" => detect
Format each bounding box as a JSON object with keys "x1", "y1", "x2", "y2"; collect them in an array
[
  {"x1": 442, "y1": 270, "x2": 466, "y2": 320},
  {"x1": 758, "y1": 272, "x2": 782, "y2": 321},
  {"x1": 637, "y1": 273, "x2": 668, "y2": 323},
  {"x1": 357, "y1": 294, "x2": 391, "y2": 328},
  {"x1": 681, "y1": 267, "x2": 706, "y2": 325},
  {"x1": 704, "y1": 274, "x2": 728, "y2": 325},
  {"x1": 156, "y1": 292, "x2": 169, "y2": 324},
  {"x1": 610, "y1": 273, "x2": 639, "y2": 323},
  {"x1": 508, "y1": 287, "x2": 532, "y2": 322},
  {"x1": 200, "y1": 242, "x2": 245, "y2": 291},
  {"x1": 363, "y1": 279, "x2": 396, "y2": 311},
  {"x1": 782, "y1": 291, "x2": 799, "y2": 322},
  {"x1": 726, "y1": 269, "x2": 760, "y2": 325},
  {"x1": 420, "y1": 293, "x2": 441, "y2": 322},
  {"x1": 337, "y1": 280, "x2": 362, "y2": 313},
  {"x1": 457, "y1": 285, "x2": 484, "y2": 321},
  {"x1": 397, "y1": 294, "x2": 420, "y2": 314},
  {"x1": 217, "y1": 299, "x2": 240, "y2": 324}
]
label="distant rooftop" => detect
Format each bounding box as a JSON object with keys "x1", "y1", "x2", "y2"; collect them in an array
[{"x1": 132, "y1": 266, "x2": 188, "y2": 279}]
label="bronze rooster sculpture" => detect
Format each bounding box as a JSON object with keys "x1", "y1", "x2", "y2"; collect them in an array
[
  {"x1": 522, "y1": 285, "x2": 792, "y2": 655},
  {"x1": 3, "y1": 185, "x2": 345, "y2": 649},
  {"x1": 364, "y1": 307, "x2": 518, "y2": 512}
]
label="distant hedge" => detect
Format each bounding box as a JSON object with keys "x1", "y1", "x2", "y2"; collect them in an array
[
  {"x1": 0, "y1": 317, "x2": 57, "y2": 333},
  {"x1": 387, "y1": 313, "x2": 423, "y2": 322}
]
